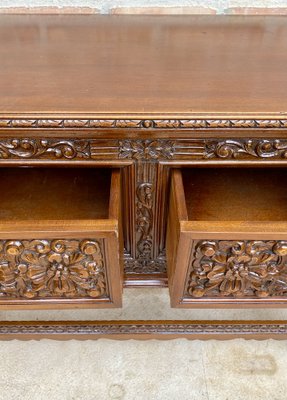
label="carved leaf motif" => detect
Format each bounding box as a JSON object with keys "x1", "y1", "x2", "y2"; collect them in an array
[
  {"x1": 115, "y1": 120, "x2": 141, "y2": 128},
  {"x1": 230, "y1": 120, "x2": 256, "y2": 128},
  {"x1": 180, "y1": 120, "x2": 207, "y2": 128},
  {"x1": 37, "y1": 120, "x2": 63, "y2": 128},
  {"x1": 0, "y1": 118, "x2": 286, "y2": 129},
  {"x1": 256, "y1": 120, "x2": 283, "y2": 128},
  {"x1": 186, "y1": 240, "x2": 287, "y2": 299},
  {"x1": 207, "y1": 120, "x2": 230, "y2": 128},
  {"x1": 89, "y1": 120, "x2": 115, "y2": 128},
  {"x1": 154, "y1": 120, "x2": 181, "y2": 128},
  {"x1": 204, "y1": 139, "x2": 287, "y2": 159},
  {"x1": 0, "y1": 239, "x2": 107, "y2": 299},
  {"x1": 11, "y1": 120, "x2": 36, "y2": 128},
  {"x1": 63, "y1": 120, "x2": 89, "y2": 128},
  {"x1": 0, "y1": 139, "x2": 91, "y2": 160},
  {"x1": 0, "y1": 120, "x2": 10, "y2": 127}
]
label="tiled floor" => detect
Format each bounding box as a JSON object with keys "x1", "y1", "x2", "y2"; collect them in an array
[{"x1": 1, "y1": 338, "x2": 287, "y2": 399}]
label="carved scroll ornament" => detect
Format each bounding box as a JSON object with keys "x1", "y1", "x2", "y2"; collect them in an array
[
  {"x1": 205, "y1": 139, "x2": 287, "y2": 159},
  {"x1": 0, "y1": 139, "x2": 90, "y2": 160}
]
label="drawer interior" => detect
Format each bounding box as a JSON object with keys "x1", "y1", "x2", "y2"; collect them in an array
[
  {"x1": 182, "y1": 168, "x2": 287, "y2": 221},
  {"x1": 0, "y1": 167, "x2": 112, "y2": 221}
]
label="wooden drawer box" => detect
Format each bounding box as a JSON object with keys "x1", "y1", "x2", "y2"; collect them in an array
[
  {"x1": 0, "y1": 167, "x2": 122, "y2": 309},
  {"x1": 167, "y1": 167, "x2": 287, "y2": 307}
]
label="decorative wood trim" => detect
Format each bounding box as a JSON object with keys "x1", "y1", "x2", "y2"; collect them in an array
[
  {"x1": 1, "y1": 138, "x2": 287, "y2": 162},
  {"x1": 124, "y1": 160, "x2": 167, "y2": 274},
  {"x1": 1, "y1": 118, "x2": 287, "y2": 130},
  {"x1": 1, "y1": 320, "x2": 287, "y2": 340}
]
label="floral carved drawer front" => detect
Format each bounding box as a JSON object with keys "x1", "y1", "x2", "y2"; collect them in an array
[
  {"x1": 0, "y1": 239, "x2": 108, "y2": 299},
  {"x1": 185, "y1": 240, "x2": 287, "y2": 299}
]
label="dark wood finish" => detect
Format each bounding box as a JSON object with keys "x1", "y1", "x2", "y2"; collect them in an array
[
  {"x1": 168, "y1": 168, "x2": 287, "y2": 307},
  {"x1": 0, "y1": 168, "x2": 123, "y2": 308},
  {"x1": 1, "y1": 15, "x2": 287, "y2": 336}
]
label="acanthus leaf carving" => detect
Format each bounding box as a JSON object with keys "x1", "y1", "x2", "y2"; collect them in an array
[
  {"x1": 186, "y1": 240, "x2": 287, "y2": 299},
  {"x1": 0, "y1": 239, "x2": 107, "y2": 300},
  {"x1": 0, "y1": 139, "x2": 91, "y2": 160},
  {"x1": 204, "y1": 139, "x2": 287, "y2": 159}
]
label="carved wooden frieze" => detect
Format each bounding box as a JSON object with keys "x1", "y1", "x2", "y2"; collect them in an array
[
  {"x1": 0, "y1": 239, "x2": 108, "y2": 300},
  {"x1": 1, "y1": 138, "x2": 287, "y2": 162},
  {"x1": 1, "y1": 118, "x2": 287, "y2": 129},
  {"x1": 186, "y1": 240, "x2": 287, "y2": 299}
]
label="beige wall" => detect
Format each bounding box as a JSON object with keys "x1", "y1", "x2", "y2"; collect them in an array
[{"x1": 0, "y1": 0, "x2": 287, "y2": 15}]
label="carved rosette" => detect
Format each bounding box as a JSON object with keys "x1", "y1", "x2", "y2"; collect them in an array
[
  {"x1": 186, "y1": 240, "x2": 287, "y2": 299},
  {"x1": 119, "y1": 140, "x2": 175, "y2": 160},
  {"x1": 0, "y1": 239, "x2": 107, "y2": 299}
]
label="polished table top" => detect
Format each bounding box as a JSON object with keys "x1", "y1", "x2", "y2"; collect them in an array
[{"x1": 0, "y1": 15, "x2": 287, "y2": 119}]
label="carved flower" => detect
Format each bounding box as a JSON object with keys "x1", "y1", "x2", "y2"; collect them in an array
[
  {"x1": 0, "y1": 239, "x2": 106, "y2": 299},
  {"x1": 188, "y1": 241, "x2": 287, "y2": 298},
  {"x1": 119, "y1": 140, "x2": 175, "y2": 160}
]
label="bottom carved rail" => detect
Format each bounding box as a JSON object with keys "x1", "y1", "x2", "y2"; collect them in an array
[{"x1": 0, "y1": 320, "x2": 287, "y2": 340}]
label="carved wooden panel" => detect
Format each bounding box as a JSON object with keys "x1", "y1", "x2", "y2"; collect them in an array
[
  {"x1": 185, "y1": 240, "x2": 287, "y2": 299},
  {"x1": 0, "y1": 239, "x2": 108, "y2": 300},
  {"x1": 124, "y1": 160, "x2": 166, "y2": 274}
]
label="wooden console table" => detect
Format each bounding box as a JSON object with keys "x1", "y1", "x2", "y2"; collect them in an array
[{"x1": 1, "y1": 14, "x2": 287, "y2": 339}]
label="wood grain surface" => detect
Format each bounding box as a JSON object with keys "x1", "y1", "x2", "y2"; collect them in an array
[{"x1": 1, "y1": 15, "x2": 287, "y2": 117}]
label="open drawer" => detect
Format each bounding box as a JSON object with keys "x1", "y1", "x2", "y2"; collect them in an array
[
  {"x1": 0, "y1": 167, "x2": 122, "y2": 309},
  {"x1": 167, "y1": 167, "x2": 287, "y2": 307}
]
